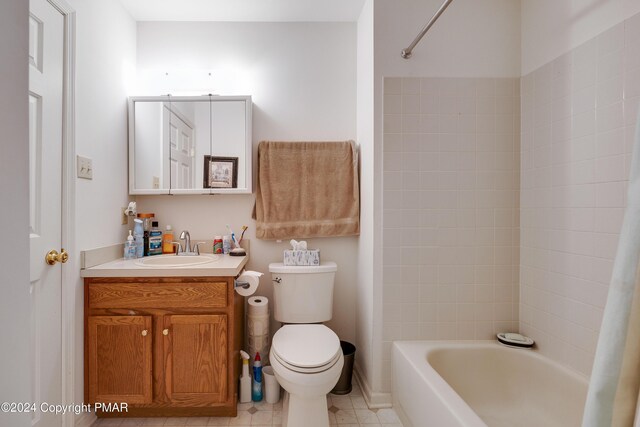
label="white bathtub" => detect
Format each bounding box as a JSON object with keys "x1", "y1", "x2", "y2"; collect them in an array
[{"x1": 392, "y1": 341, "x2": 588, "y2": 427}]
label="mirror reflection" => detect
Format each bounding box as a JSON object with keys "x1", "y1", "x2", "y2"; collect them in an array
[{"x1": 128, "y1": 96, "x2": 251, "y2": 194}]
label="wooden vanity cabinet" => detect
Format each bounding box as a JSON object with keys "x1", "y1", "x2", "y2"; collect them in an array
[
  {"x1": 87, "y1": 315, "x2": 153, "y2": 404},
  {"x1": 84, "y1": 277, "x2": 244, "y2": 418}
]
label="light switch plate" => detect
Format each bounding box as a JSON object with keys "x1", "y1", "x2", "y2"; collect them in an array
[{"x1": 77, "y1": 155, "x2": 93, "y2": 180}]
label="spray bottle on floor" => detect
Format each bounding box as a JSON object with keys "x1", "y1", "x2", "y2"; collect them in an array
[
  {"x1": 252, "y1": 352, "x2": 263, "y2": 402},
  {"x1": 239, "y1": 350, "x2": 251, "y2": 403}
]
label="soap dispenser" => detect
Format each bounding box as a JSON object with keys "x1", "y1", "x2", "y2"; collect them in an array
[{"x1": 124, "y1": 230, "x2": 136, "y2": 260}]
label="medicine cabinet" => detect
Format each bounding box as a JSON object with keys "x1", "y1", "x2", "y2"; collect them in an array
[{"x1": 128, "y1": 95, "x2": 252, "y2": 195}]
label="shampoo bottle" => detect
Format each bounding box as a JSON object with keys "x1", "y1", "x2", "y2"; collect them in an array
[
  {"x1": 124, "y1": 230, "x2": 136, "y2": 260},
  {"x1": 252, "y1": 352, "x2": 263, "y2": 402},
  {"x1": 239, "y1": 350, "x2": 251, "y2": 403}
]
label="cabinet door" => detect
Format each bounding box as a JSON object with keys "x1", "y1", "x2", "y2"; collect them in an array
[
  {"x1": 164, "y1": 314, "x2": 228, "y2": 405},
  {"x1": 87, "y1": 316, "x2": 152, "y2": 404}
]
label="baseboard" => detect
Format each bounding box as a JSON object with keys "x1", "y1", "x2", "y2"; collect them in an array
[
  {"x1": 353, "y1": 364, "x2": 392, "y2": 409},
  {"x1": 393, "y1": 399, "x2": 413, "y2": 427},
  {"x1": 75, "y1": 412, "x2": 95, "y2": 427}
]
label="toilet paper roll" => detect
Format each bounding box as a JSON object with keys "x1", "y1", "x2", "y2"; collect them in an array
[
  {"x1": 248, "y1": 296, "x2": 269, "y2": 315},
  {"x1": 248, "y1": 315, "x2": 270, "y2": 336},
  {"x1": 235, "y1": 270, "x2": 263, "y2": 297},
  {"x1": 248, "y1": 334, "x2": 270, "y2": 349}
]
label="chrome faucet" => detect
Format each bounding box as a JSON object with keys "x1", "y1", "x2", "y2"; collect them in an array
[
  {"x1": 179, "y1": 230, "x2": 191, "y2": 254},
  {"x1": 176, "y1": 230, "x2": 204, "y2": 255}
]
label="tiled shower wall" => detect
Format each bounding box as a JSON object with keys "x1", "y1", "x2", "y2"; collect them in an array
[
  {"x1": 520, "y1": 15, "x2": 640, "y2": 376},
  {"x1": 382, "y1": 77, "x2": 520, "y2": 391}
]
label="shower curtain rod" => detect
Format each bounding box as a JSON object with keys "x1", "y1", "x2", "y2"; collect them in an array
[{"x1": 401, "y1": 0, "x2": 454, "y2": 59}]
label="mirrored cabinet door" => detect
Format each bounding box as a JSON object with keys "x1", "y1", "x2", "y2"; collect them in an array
[{"x1": 128, "y1": 95, "x2": 252, "y2": 195}]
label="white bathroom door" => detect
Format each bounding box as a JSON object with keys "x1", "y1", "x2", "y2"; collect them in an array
[{"x1": 29, "y1": 0, "x2": 64, "y2": 426}]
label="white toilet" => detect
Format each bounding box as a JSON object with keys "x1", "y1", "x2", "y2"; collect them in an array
[{"x1": 268, "y1": 262, "x2": 343, "y2": 427}]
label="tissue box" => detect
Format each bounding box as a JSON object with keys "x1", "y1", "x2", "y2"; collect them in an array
[{"x1": 283, "y1": 249, "x2": 321, "y2": 266}]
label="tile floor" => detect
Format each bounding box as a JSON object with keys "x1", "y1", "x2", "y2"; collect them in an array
[{"x1": 91, "y1": 383, "x2": 403, "y2": 426}]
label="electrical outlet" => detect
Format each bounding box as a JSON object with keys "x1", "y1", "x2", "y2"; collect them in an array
[
  {"x1": 153, "y1": 176, "x2": 160, "y2": 189},
  {"x1": 121, "y1": 207, "x2": 129, "y2": 225},
  {"x1": 77, "y1": 155, "x2": 93, "y2": 180}
]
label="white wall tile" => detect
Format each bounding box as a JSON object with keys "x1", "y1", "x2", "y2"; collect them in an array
[
  {"x1": 383, "y1": 77, "x2": 520, "y2": 366},
  {"x1": 520, "y1": 13, "x2": 640, "y2": 377},
  {"x1": 402, "y1": 78, "x2": 421, "y2": 95},
  {"x1": 402, "y1": 94, "x2": 420, "y2": 114}
]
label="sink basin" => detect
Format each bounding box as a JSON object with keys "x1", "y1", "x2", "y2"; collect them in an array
[{"x1": 134, "y1": 254, "x2": 219, "y2": 267}]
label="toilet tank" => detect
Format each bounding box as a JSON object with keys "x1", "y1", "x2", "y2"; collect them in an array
[{"x1": 269, "y1": 262, "x2": 337, "y2": 323}]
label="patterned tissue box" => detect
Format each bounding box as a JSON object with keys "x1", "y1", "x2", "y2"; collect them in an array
[{"x1": 283, "y1": 249, "x2": 321, "y2": 266}]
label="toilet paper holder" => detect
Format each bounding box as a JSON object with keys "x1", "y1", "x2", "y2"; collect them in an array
[{"x1": 235, "y1": 279, "x2": 251, "y2": 290}]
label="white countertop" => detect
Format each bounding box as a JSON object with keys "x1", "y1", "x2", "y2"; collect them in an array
[{"x1": 81, "y1": 254, "x2": 248, "y2": 278}]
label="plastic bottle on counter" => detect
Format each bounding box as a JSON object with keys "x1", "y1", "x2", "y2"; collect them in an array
[
  {"x1": 223, "y1": 235, "x2": 232, "y2": 254},
  {"x1": 133, "y1": 219, "x2": 144, "y2": 258},
  {"x1": 162, "y1": 224, "x2": 174, "y2": 254},
  {"x1": 149, "y1": 221, "x2": 163, "y2": 256},
  {"x1": 124, "y1": 230, "x2": 136, "y2": 260},
  {"x1": 137, "y1": 213, "x2": 154, "y2": 256},
  {"x1": 213, "y1": 236, "x2": 223, "y2": 254}
]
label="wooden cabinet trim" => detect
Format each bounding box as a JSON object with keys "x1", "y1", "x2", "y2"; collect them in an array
[{"x1": 89, "y1": 281, "x2": 227, "y2": 309}]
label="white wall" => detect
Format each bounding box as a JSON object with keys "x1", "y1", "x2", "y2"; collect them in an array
[
  {"x1": 374, "y1": 0, "x2": 522, "y2": 78},
  {"x1": 0, "y1": 1, "x2": 31, "y2": 426},
  {"x1": 522, "y1": 0, "x2": 640, "y2": 74},
  {"x1": 71, "y1": 0, "x2": 136, "y2": 252},
  {"x1": 355, "y1": 0, "x2": 377, "y2": 401},
  {"x1": 134, "y1": 22, "x2": 358, "y2": 344},
  {"x1": 65, "y1": 0, "x2": 137, "y2": 415}
]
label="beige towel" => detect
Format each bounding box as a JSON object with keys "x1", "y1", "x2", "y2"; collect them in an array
[{"x1": 253, "y1": 141, "x2": 360, "y2": 240}]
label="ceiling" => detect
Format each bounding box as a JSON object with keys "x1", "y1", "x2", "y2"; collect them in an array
[{"x1": 118, "y1": 0, "x2": 366, "y2": 22}]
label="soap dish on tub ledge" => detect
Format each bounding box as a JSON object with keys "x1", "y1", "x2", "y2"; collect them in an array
[{"x1": 497, "y1": 332, "x2": 535, "y2": 349}]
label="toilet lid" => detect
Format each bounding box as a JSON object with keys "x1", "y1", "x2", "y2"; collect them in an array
[{"x1": 272, "y1": 324, "x2": 341, "y2": 369}]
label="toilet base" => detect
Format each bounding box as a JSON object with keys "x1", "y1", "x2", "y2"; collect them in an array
[{"x1": 281, "y1": 390, "x2": 330, "y2": 427}]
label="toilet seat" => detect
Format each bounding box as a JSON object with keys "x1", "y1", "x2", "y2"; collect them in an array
[
  {"x1": 272, "y1": 324, "x2": 341, "y2": 374},
  {"x1": 272, "y1": 349, "x2": 341, "y2": 374}
]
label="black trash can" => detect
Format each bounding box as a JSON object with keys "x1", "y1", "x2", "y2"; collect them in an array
[{"x1": 331, "y1": 341, "x2": 356, "y2": 395}]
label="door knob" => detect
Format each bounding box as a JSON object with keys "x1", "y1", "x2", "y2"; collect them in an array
[{"x1": 45, "y1": 248, "x2": 69, "y2": 265}]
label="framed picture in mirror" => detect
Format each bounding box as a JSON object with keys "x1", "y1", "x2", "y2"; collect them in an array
[{"x1": 204, "y1": 156, "x2": 238, "y2": 188}]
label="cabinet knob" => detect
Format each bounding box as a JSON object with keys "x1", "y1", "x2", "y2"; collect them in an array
[
  {"x1": 163, "y1": 329, "x2": 169, "y2": 336},
  {"x1": 141, "y1": 329, "x2": 148, "y2": 337}
]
